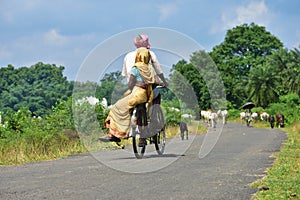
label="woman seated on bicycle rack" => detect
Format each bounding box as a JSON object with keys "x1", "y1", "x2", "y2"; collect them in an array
[{"x1": 100, "y1": 47, "x2": 158, "y2": 143}]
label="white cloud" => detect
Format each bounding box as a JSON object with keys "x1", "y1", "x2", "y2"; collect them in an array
[
  {"x1": 235, "y1": 1, "x2": 269, "y2": 25},
  {"x1": 157, "y1": 3, "x2": 178, "y2": 22},
  {"x1": 211, "y1": 0, "x2": 272, "y2": 33},
  {"x1": 44, "y1": 29, "x2": 67, "y2": 47}
]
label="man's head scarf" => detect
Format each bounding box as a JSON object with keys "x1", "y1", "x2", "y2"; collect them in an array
[{"x1": 133, "y1": 34, "x2": 151, "y2": 49}]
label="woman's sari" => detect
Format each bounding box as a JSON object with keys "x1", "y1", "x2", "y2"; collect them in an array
[{"x1": 104, "y1": 48, "x2": 155, "y2": 139}]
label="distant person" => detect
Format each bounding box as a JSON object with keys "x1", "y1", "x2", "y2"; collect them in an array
[
  {"x1": 122, "y1": 34, "x2": 168, "y2": 87},
  {"x1": 245, "y1": 109, "x2": 252, "y2": 126},
  {"x1": 179, "y1": 121, "x2": 188, "y2": 140}
]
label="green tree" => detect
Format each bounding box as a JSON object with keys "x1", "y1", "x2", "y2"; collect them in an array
[
  {"x1": 72, "y1": 81, "x2": 98, "y2": 99},
  {"x1": 95, "y1": 71, "x2": 125, "y2": 105},
  {"x1": 267, "y1": 48, "x2": 293, "y2": 95},
  {"x1": 209, "y1": 23, "x2": 283, "y2": 107},
  {"x1": 266, "y1": 47, "x2": 300, "y2": 96},
  {"x1": 170, "y1": 50, "x2": 226, "y2": 116},
  {"x1": 289, "y1": 47, "x2": 300, "y2": 95},
  {"x1": 170, "y1": 60, "x2": 202, "y2": 118},
  {"x1": 190, "y1": 50, "x2": 226, "y2": 110},
  {"x1": 0, "y1": 62, "x2": 72, "y2": 116},
  {"x1": 245, "y1": 64, "x2": 280, "y2": 107}
]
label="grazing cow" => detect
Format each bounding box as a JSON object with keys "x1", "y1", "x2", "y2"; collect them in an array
[
  {"x1": 269, "y1": 115, "x2": 275, "y2": 129},
  {"x1": 179, "y1": 121, "x2": 188, "y2": 140},
  {"x1": 201, "y1": 110, "x2": 218, "y2": 128},
  {"x1": 201, "y1": 110, "x2": 211, "y2": 123},
  {"x1": 276, "y1": 114, "x2": 285, "y2": 128},
  {"x1": 250, "y1": 112, "x2": 258, "y2": 123},
  {"x1": 200, "y1": 110, "x2": 207, "y2": 119},
  {"x1": 217, "y1": 110, "x2": 228, "y2": 124},
  {"x1": 208, "y1": 112, "x2": 218, "y2": 128},
  {"x1": 260, "y1": 112, "x2": 270, "y2": 122},
  {"x1": 240, "y1": 111, "x2": 246, "y2": 121}
]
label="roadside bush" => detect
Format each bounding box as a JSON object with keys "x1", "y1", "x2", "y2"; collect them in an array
[
  {"x1": 267, "y1": 94, "x2": 300, "y2": 125},
  {"x1": 73, "y1": 100, "x2": 102, "y2": 136},
  {"x1": 252, "y1": 107, "x2": 264, "y2": 113},
  {"x1": 227, "y1": 109, "x2": 241, "y2": 120},
  {"x1": 162, "y1": 106, "x2": 181, "y2": 126},
  {"x1": 0, "y1": 99, "x2": 85, "y2": 165}
]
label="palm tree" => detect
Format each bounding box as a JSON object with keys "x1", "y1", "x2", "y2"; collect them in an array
[
  {"x1": 267, "y1": 47, "x2": 300, "y2": 95},
  {"x1": 289, "y1": 47, "x2": 300, "y2": 95},
  {"x1": 245, "y1": 64, "x2": 280, "y2": 107}
]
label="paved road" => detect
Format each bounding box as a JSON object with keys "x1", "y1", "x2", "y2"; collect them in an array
[{"x1": 0, "y1": 122, "x2": 286, "y2": 200}]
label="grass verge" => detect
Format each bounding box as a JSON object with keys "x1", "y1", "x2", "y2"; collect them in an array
[
  {"x1": 250, "y1": 121, "x2": 300, "y2": 200},
  {"x1": 0, "y1": 139, "x2": 87, "y2": 165}
]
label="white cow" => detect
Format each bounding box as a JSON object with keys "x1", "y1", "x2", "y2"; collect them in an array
[
  {"x1": 208, "y1": 112, "x2": 218, "y2": 128},
  {"x1": 201, "y1": 110, "x2": 217, "y2": 127},
  {"x1": 201, "y1": 110, "x2": 207, "y2": 120},
  {"x1": 260, "y1": 112, "x2": 269, "y2": 122},
  {"x1": 240, "y1": 112, "x2": 246, "y2": 121},
  {"x1": 200, "y1": 110, "x2": 212, "y2": 123},
  {"x1": 217, "y1": 110, "x2": 228, "y2": 124},
  {"x1": 250, "y1": 112, "x2": 258, "y2": 123}
]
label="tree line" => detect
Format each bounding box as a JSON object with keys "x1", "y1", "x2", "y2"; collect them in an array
[
  {"x1": 172, "y1": 23, "x2": 300, "y2": 110},
  {"x1": 0, "y1": 62, "x2": 73, "y2": 117},
  {"x1": 1, "y1": 22, "x2": 299, "y2": 164},
  {"x1": 1, "y1": 23, "x2": 299, "y2": 122}
]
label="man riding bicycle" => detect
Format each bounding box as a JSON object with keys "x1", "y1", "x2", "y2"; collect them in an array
[
  {"x1": 100, "y1": 47, "x2": 164, "y2": 143},
  {"x1": 122, "y1": 34, "x2": 168, "y2": 87},
  {"x1": 100, "y1": 34, "x2": 168, "y2": 145}
]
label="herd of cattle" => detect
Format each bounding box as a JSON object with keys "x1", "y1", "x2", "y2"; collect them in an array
[
  {"x1": 200, "y1": 109, "x2": 228, "y2": 128},
  {"x1": 200, "y1": 109, "x2": 285, "y2": 128}
]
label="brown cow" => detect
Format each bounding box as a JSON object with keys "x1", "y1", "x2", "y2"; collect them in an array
[{"x1": 276, "y1": 114, "x2": 284, "y2": 128}]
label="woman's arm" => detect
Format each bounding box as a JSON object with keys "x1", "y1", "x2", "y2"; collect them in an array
[{"x1": 128, "y1": 74, "x2": 136, "y2": 90}]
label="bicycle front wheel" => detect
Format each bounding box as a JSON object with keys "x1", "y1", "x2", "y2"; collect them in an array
[
  {"x1": 151, "y1": 105, "x2": 166, "y2": 155},
  {"x1": 132, "y1": 134, "x2": 146, "y2": 159},
  {"x1": 153, "y1": 129, "x2": 166, "y2": 155}
]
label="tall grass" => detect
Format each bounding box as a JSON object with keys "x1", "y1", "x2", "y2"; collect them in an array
[{"x1": 0, "y1": 138, "x2": 86, "y2": 165}]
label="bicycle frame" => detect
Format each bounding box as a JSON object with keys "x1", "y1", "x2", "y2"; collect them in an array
[{"x1": 131, "y1": 86, "x2": 166, "y2": 158}]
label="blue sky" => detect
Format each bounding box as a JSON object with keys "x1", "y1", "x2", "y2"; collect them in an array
[{"x1": 1, "y1": 0, "x2": 299, "y2": 81}]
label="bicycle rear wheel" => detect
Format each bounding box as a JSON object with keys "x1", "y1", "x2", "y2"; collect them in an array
[{"x1": 132, "y1": 103, "x2": 148, "y2": 159}]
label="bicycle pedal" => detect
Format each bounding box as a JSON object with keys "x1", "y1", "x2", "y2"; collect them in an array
[{"x1": 138, "y1": 139, "x2": 147, "y2": 147}]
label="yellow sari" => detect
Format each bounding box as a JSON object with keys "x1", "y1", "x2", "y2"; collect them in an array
[{"x1": 104, "y1": 48, "x2": 155, "y2": 139}]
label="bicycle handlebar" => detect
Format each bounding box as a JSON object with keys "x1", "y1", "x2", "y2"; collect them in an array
[{"x1": 155, "y1": 82, "x2": 167, "y2": 88}]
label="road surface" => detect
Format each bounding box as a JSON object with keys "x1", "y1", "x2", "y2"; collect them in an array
[{"x1": 0, "y1": 122, "x2": 286, "y2": 200}]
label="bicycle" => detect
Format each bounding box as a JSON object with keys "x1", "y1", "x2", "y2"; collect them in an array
[{"x1": 130, "y1": 86, "x2": 166, "y2": 159}]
